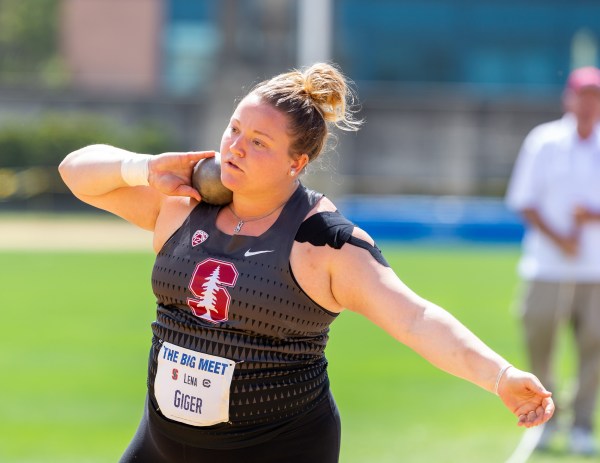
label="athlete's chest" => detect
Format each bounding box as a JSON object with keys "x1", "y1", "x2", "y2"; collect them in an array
[{"x1": 151, "y1": 210, "x2": 336, "y2": 335}]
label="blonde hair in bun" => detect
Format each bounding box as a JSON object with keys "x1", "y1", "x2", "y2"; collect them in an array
[
  {"x1": 251, "y1": 62, "x2": 363, "y2": 163},
  {"x1": 300, "y1": 62, "x2": 362, "y2": 131}
]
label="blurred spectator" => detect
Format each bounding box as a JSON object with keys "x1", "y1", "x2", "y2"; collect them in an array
[{"x1": 506, "y1": 66, "x2": 600, "y2": 456}]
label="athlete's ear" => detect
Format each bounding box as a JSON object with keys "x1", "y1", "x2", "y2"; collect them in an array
[{"x1": 290, "y1": 153, "x2": 309, "y2": 175}]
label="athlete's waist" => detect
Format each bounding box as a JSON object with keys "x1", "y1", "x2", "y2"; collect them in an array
[
  {"x1": 149, "y1": 331, "x2": 328, "y2": 375},
  {"x1": 147, "y1": 333, "x2": 331, "y2": 429},
  {"x1": 151, "y1": 315, "x2": 328, "y2": 367},
  {"x1": 146, "y1": 385, "x2": 332, "y2": 449}
]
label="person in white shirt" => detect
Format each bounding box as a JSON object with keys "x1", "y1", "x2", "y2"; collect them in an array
[{"x1": 506, "y1": 66, "x2": 600, "y2": 456}]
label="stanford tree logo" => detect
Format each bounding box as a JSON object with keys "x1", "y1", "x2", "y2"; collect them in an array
[{"x1": 187, "y1": 258, "x2": 239, "y2": 323}]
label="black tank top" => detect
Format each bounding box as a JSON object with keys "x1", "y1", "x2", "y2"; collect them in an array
[{"x1": 148, "y1": 184, "x2": 338, "y2": 447}]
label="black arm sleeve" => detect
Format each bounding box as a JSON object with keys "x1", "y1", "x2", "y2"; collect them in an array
[{"x1": 295, "y1": 211, "x2": 390, "y2": 267}]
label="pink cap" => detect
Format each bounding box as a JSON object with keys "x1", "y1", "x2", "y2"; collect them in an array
[{"x1": 567, "y1": 66, "x2": 600, "y2": 92}]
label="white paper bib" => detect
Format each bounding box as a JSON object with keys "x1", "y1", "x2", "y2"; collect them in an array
[{"x1": 154, "y1": 341, "x2": 236, "y2": 426}]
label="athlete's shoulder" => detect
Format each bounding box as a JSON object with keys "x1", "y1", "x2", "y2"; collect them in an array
[
  {"x1": 296, "y1": 201, "x2": 389, "y2": 267},
  {"x1": 302, "y1": 196, "x2": 372, "y2": 240},
  {"x1": 304, "y1": 195, "x2": 336, "y2": 218},
  {"x1": 296, "y1": 210, "x2": 352, "y2": 248}
]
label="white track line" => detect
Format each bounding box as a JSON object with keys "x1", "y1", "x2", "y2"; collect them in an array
[{"x1": 505, "y1": 424, "x2": 545, "y2": 463}]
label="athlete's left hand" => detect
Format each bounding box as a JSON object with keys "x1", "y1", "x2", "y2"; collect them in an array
[{"x1": 497, "y1": 367, "x2": 555, "y2": 428}]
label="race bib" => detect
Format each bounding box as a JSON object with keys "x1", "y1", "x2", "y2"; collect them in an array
[{"x1": 154, "y1": 342, "x2": 236, "y2": 426}]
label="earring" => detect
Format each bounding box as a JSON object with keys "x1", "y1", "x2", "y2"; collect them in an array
[{"x1": 290, "y1": 169, "x2": 296, "y2": 176}]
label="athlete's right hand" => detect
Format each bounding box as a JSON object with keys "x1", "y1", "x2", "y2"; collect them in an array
[{"x1": 148, "y1": 151, "x2": 216, "y2": 201}]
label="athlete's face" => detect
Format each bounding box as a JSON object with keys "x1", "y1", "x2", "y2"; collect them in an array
[{"x1": 219, "y1": 94, "x2": 305, "y2": 195}]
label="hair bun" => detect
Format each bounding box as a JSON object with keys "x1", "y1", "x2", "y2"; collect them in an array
[
  {"x1": 301, "y1": 63, "x2": 361, "y2": 131},
  {"x1": 250, "y1": 62, "x2": 362, "y2": 162}
]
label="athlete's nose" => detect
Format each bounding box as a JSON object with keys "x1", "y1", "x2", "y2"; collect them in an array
[{"x1": 230, "y1": 137, "x2": 245, "y2": 158}]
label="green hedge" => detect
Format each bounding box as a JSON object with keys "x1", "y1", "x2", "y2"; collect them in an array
[{"x1": 0, "y1": 114, "x2": 177, "y2": 168}]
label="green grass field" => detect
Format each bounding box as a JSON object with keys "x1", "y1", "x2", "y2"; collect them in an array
[{"x1": 0, "y1": 244, "x2": 595, "y2": 462}]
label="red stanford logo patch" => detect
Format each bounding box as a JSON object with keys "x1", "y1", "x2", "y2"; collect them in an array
[
  {"x1": 187, "y1": 258, "x2": 239, "y2": 323},
  {"x1": 192, "y1": 230, "x2": 209, "y2": 247}
]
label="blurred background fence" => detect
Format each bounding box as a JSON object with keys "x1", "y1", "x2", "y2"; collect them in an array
[{"x1": 1, "y1": 0, "x2": 598, "y2": 241}]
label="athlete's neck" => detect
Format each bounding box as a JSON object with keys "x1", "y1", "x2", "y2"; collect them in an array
[{"x1": 229, "y1": 181, "x2": 299, "y2": 219}]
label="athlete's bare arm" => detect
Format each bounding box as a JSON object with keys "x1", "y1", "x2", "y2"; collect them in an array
[
  {"x1": 59, "y1": 144, "x2": 212, "y2": 231},
  {"x1": 291, "y1": 203, "x2": 553, "y2": 428}
]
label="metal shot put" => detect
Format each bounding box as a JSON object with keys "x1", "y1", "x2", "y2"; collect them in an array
[{"x1": 192, "y1": 152, "x2": 233, "y2": 206}]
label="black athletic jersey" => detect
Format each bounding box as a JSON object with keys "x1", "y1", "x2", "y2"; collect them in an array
[{"x1": 148, "y1": 184, "x2": 338, "y2": 447}]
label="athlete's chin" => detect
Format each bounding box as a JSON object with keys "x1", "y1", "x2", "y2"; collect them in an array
[{"x1": 220, "y1": 172, "x2": 242, "y2": 191}]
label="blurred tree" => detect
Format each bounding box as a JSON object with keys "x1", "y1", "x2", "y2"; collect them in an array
[
  {"x1": 0, "y1": 0, "x2": 66, "y2": 87},
  {"x1": 0, "y1": 114, "x2": 177, "y2": 203},
  {"x1": 0, "y1": 115, "x2": 176, "y2": 168}
]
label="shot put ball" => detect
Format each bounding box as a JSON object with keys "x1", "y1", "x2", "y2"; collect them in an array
[{"x1": 192, "y1": 153, "x2": 233, "y2": 206}]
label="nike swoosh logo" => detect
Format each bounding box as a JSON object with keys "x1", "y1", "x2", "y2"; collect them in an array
[{"x1": 244, "y1": 249, "x2": 275, "y2": 257}]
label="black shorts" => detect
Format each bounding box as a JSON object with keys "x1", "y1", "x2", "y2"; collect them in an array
[{"x1": 119, "y1": 392, "x2": 341, "y2": 463}]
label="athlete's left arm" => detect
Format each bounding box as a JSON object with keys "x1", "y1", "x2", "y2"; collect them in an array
[{"x1": 328, "y1": 228, "x2": 554, "y2": 428}]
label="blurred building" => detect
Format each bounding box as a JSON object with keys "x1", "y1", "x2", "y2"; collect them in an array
[
  {"x1": 2, "y1": 0, "x2": 600, "y2": 201},
  {"x1": 61, "y1": 0, "x2": 162, "y2": 94}
]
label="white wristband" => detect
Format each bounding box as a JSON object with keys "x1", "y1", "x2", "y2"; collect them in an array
[
  {"x1": 121, "y1": 155, "x2": 150, "y2": 186},
  {"x1": 494, "y1": 364, "x2": 513, "y2": 396}
]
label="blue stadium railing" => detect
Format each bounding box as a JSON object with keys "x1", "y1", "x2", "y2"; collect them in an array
[{"x1": 336, "y1": 195, "x2": 525, "y2": 244}]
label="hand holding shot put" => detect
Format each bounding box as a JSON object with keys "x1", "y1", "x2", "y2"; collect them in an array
[
  {"x1": 146, "y1": 150, "x2": 216, "y2": 202},
  {"x1": 59, "y1": 62, "x2": 554, "y2": 463},
  {"x1": 145, "y1": 150, "x2": 232, "y2": 205}
]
